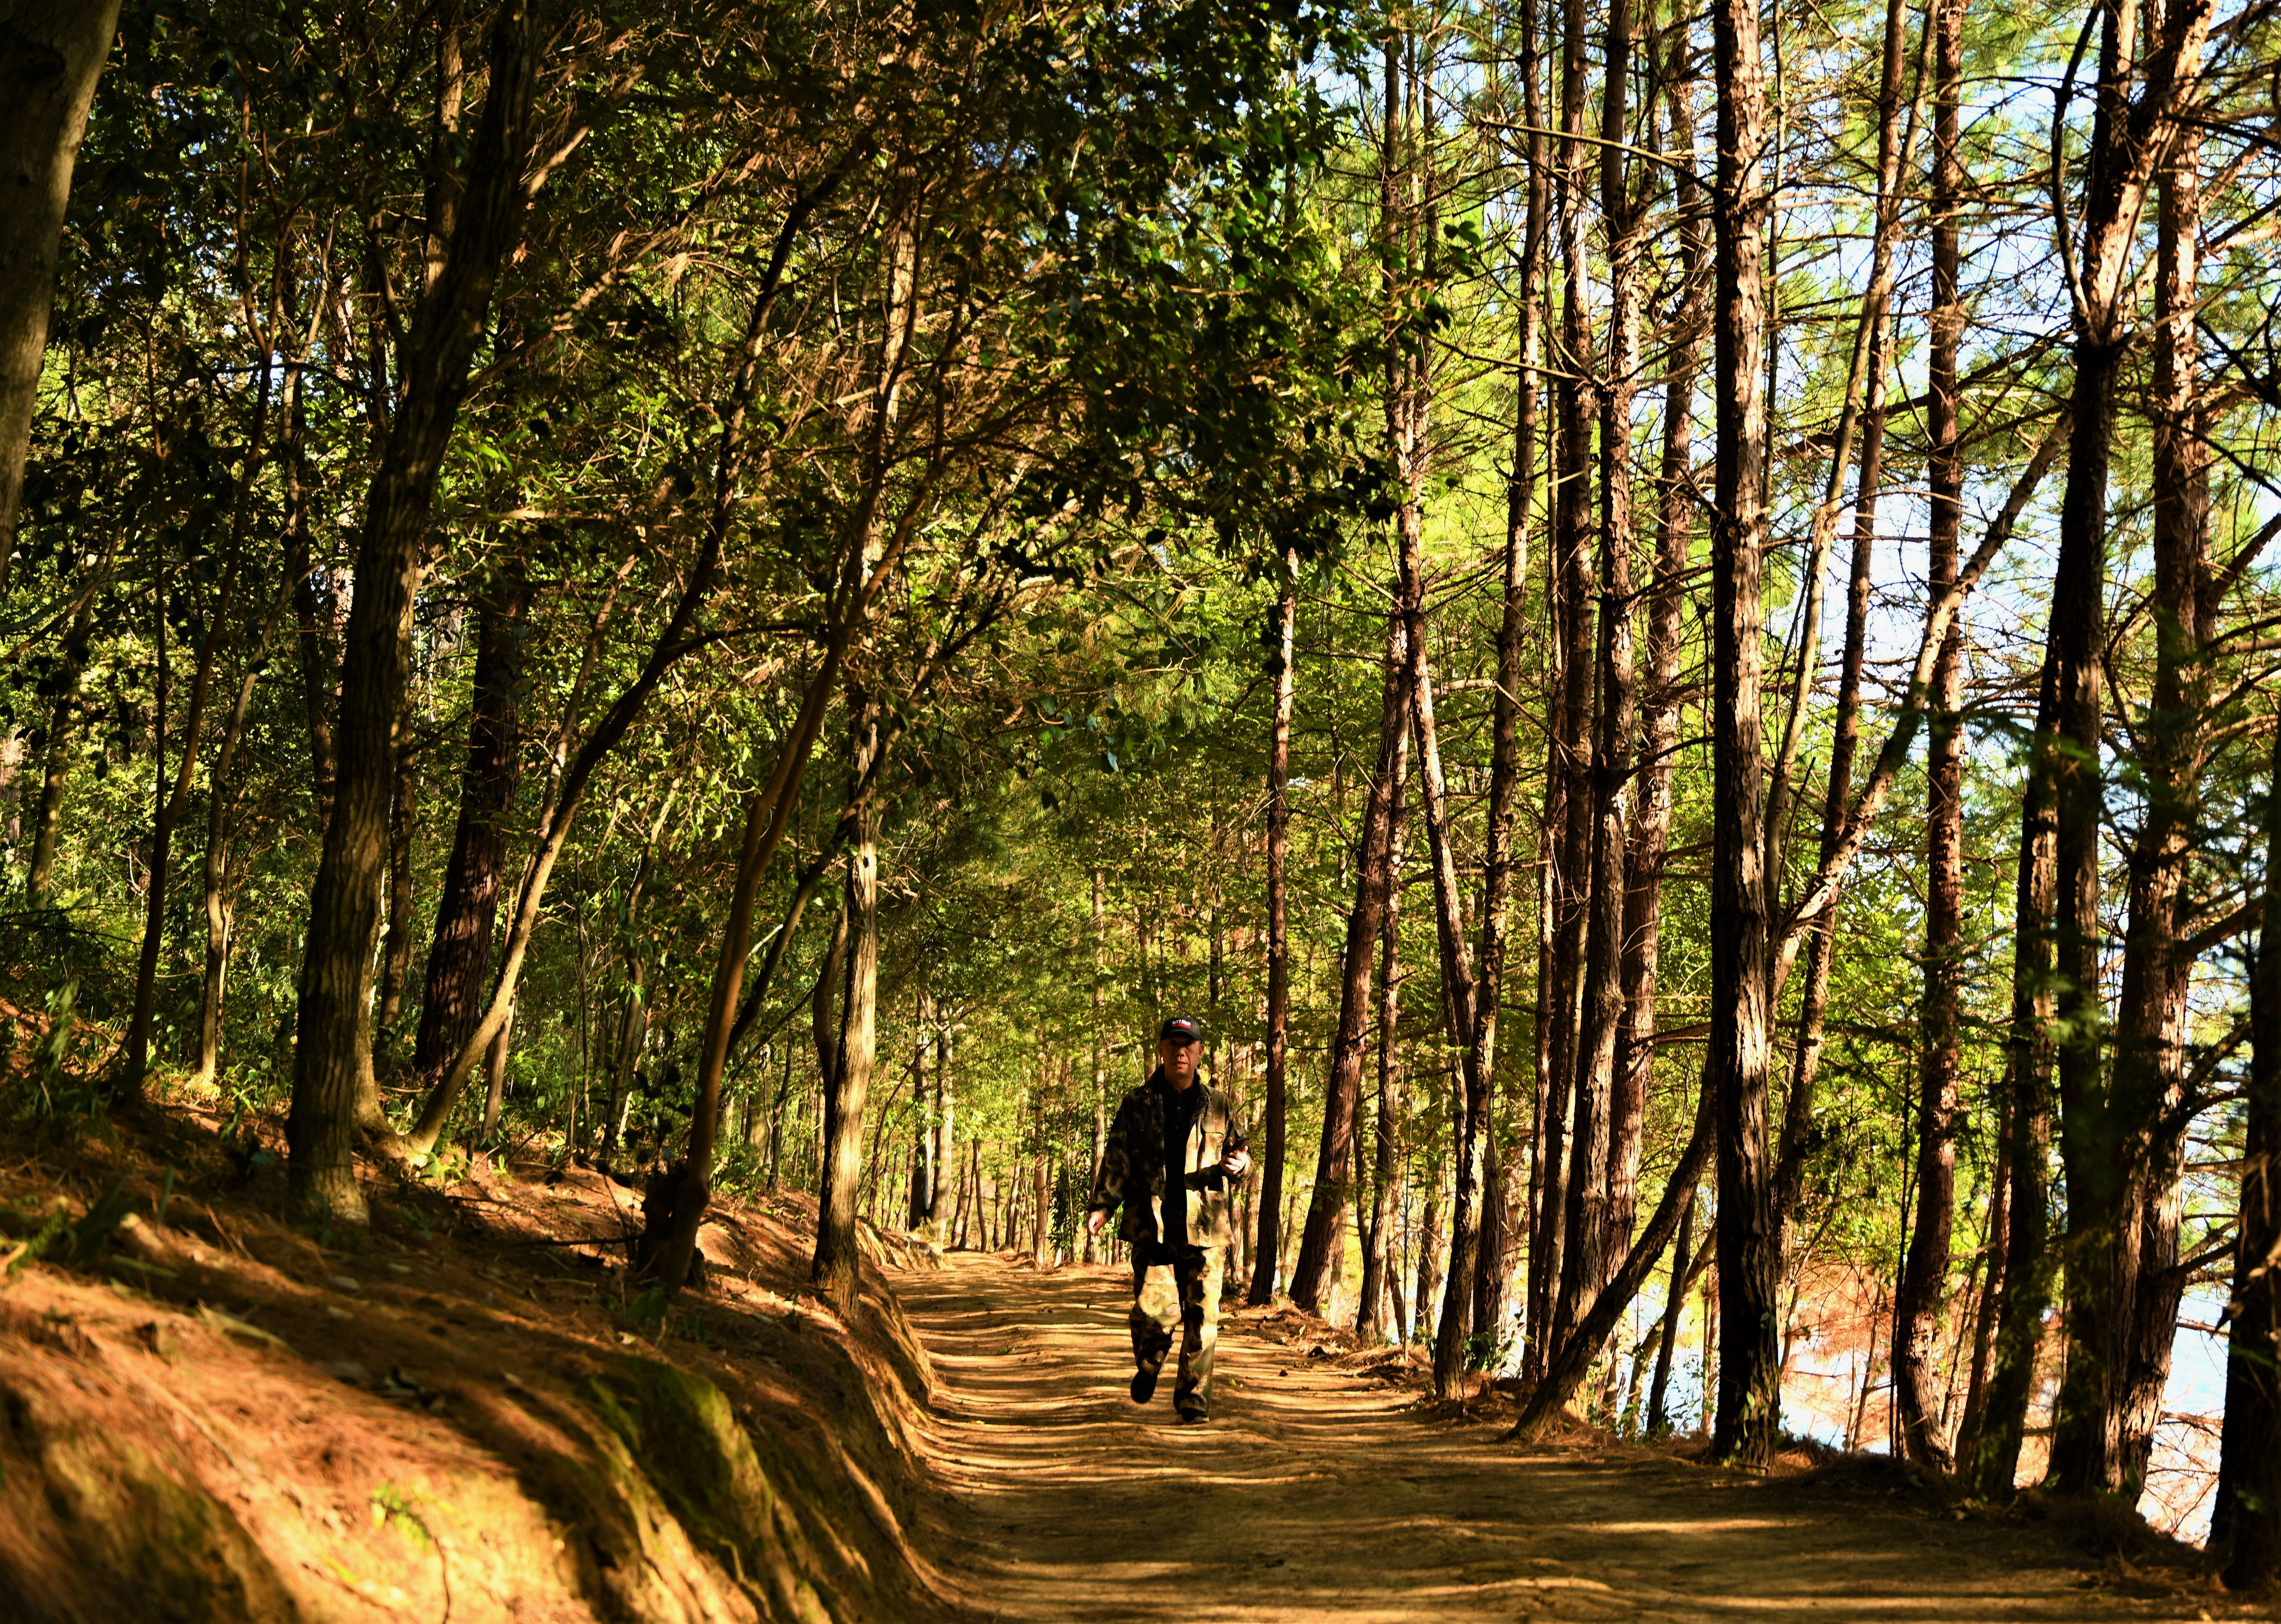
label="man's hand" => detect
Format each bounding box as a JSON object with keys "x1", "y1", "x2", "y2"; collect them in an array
[
  {"x1": 1086, "y1": 1208, "x2": 1108, "y2": 1238},
  {"x1": 1220, "y1": 1147, "x2": 1252, "y2": 1179}
]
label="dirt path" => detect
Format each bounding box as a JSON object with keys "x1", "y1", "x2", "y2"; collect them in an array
[{"x1": 901, "y1": 1254, "x2": 2225, "y2": 1623}]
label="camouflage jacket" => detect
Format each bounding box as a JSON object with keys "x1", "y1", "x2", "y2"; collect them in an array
[{"x1": 1088, "y1": 1069, "x2": 1249, "y2": 1249}]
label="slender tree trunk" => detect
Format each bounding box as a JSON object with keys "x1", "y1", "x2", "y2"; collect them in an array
[
  {"x1": 1968, "y1": 655, "x2": 2058, "y2": 1495},
  {"x1": 1533, "y1": 0, "x2": 1596, "y2": 1379},
  {"x1": 908, "y1": 1015, "x2": 933, "y2": 1229},
  {"x1": 2214, "y1": 725, "x2": 2281, "y2": 1587},
  {"x1": 1291, "y1": 603, "x2": 1412, "y2": 1310},
  {"x1": 288, "y1": 6, "x2": 537, "y2": 1216},
  {"x1": 1708, "y1": 0, "x2": 1779, "y2": 1467},
  {"x1": 25, "y1": 601, "x2": 89, "y2": 908},
  {"x1": 126, "y1": 351, "x2": 273, "y2": 1090},
  {"x1": 189, "y1": 617, "x2": 276, "y2": 1090},
  {"x1": 407, "y1": 563, "x2": 526, "y2": 1106},
  {"x1": 1893, "y1": 0, "x2": 1965, "y2": 1470},
  {"x1": 929, "y1": 1023, "x2": 956, "y2": 1231},
  {"x1": 373, "y1": 726, "x2": 421, "y2": 1068},
  {"x1": 2113, "y1": 76, "x2": 2211, "y2": 1489},
  {"x1": 479, "y1": 993, "x2": 514, "y2": 1142},
  {"x1": 1414, "y1": 1175, "x2": 1444, "y2": 1342},
  {"x1": 2048, "y1": 0, "x2": 2215, "y2": 1494},
  {"x1": 284, "y1": 375, "x2": 338, "y2": 823},
  {"x1": 1646, "y1": 1184, "x2": 1697, "y2": 1436},
  {"x1": 1250, "y1": 549, "x2": 1298, "y2": 1304},
  {"x1": 1357, "y1": 728, "x2": 1410, "y2": 1342},
  {"x1": 1955, "y1": 1153, "x2": 2011, "y2": 1463},
  {"x1": 1556, "y1": 0, "x2": 1643, "y2": 1354},
  {"x1": 1772, "y1": 0, "x2": 1917, "y2": 1241},
  {"x1": 1493, "y1": 0, "x2": 1549, "y2": 1354},
  {"x1": 1610, "y1": 30, "x2": 1707, "y2": 1328},
  {"x1": 0, "y1": 0, "x2": 124, "y2": 603},
  {"x1": 811, "y1": 694, "x2": 884, "y2": 1307},
  {"x1": 1406, "y1": 558, "x2": 1490, "y2": 1399}
]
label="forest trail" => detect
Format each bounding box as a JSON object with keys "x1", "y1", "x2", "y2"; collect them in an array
[{"x1": 903, "y1": 1255, "x2": 2217, "y2": 1624}]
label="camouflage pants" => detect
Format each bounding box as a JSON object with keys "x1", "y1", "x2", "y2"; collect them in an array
[{"x1": 1130, "y1": 1244, "x2": 1225, "y2": 1417}]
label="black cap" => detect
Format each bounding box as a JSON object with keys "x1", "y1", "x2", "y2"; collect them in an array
[{"x1": 1158, "y1": 1015, "x2": 1203, "y2": 1045}]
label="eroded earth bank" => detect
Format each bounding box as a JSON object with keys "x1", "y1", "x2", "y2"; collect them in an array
[{"x1": 0, "y1": 1123, "x2": 2259, "y2": 1622}]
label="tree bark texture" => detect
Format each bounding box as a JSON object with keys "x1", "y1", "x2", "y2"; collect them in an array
[
  {"x1": 1773, "y1": 0, "x2": 1915, "y2": 1244},
  {"x1": 1893, "y1": 0, "x2": 1964, "y2": 1471},
  {"x1": 1968, "y1": 653, "x2": 2061, "y2": 1498},
  {"x1": 1291, "y1": 602, "x2": 1411, "y2": 1311},
  {"x1": 0, "y1": 0, "x2": 124, "y2": 602},
  {"x1": 1532, "y1": 0, "x2": 1597, "y2": 1380},
  {"x1": 1555, "y1": 0, "x2": 1643, "y2": 1356},
  {"x1": 288, "y1": 4, "x2": 537, "y2": 1217},
  {"x1": 1357, "y1": 724, "x2": 1410, "y2": 1344},
  {"x1": 2112, "y1": 71, "x2": 2211, "y2": 1488},
  {"x1": 811, "y1": 696, "x2": 884, "y2": 1308},
  {"x1": 408, "y1": 566, "x2": 527, "y2": 1113},
  {"x1": 1408, "y1": 545, "x2": 1490, "y2": 1400},
  {"x1": 1614, "y1": 48, "x2": 1708, "y2": 1315},
  {"x1": 2048, "y1": 0, "x2": 2215, "y2": 1494},
  {"x1": 1250, "y1": 548, "x2": 1299, "y2": 1305},
  {"x1": 374, "y1": 726, "x2": 421, "y2": 1066},
  {"x1": 2213, "y1": 725, "x2": 2281, "y2": 1586},
  {"x1": 1709, "y1": 0, "x2": 1780, "y2": 1467}
]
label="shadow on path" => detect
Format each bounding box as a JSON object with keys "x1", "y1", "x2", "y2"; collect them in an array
[{"x1": 902, "y1": 1255, "x2": 2214, "y2": 1623}]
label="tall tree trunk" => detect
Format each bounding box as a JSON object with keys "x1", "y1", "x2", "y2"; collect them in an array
[
  {"x1": 2112, "y1": 70, "x2": 2211, "y2": 1489},
  {"x1": 283, "y1": 366, "x2": 338, "y2": 824},
  {"x1": 915, "y1": 1014, "x2": 955, "y2": 1235},
  {"x1": 1532, "y1": 0, "x2": 1597, "y2": 1380},
  {"x1": 1490, "y1": 0, "x2": 1549, "y2": 1352},
  {"x1": 1772, "y1": 0, "x2": 1917, "y2": 1242},
  {"x1": 1291, "y1": 603, "x2": 1410, "y2": 1310},
  {"x1": 0, "y1": 0, "x2": 124, "y2": 604},
  {"x1": 2213, "y1": 725, "x2": 2281, "y2": 1586},
  {"x1": 407, "y1": 564, "x2": 526, "y2": 1114},
  {"x1": 1968, "y1": 651, "x2": 2058, "y2": 1496},
  {"x1": 1250, "y1": 548, "x2": 1298, "y2": 1304},
  {"x1": 1408, "y1": 546, "x2": 1490, "y2": 1400},
  {"x1": 126, "y1": 352, "x2": 273, "y2": 1091},
  {"x1": 288, "y1": 5, "x2": 537, "y2": 1217},
  {"x1": 1357, "y1": 726, "x2": 1410, "y2": 1343},
  {"x1": 1470, "y1": 0, "x2": 1553, "y2": 1343},
  {"x1": 811, "y1": 694, "x2": 884, "y2": 1308},
  {"x1": 1893, "y1": 0, "x2": 1965, "y2": 1470},
  {"x1": 2048, "y1": 0, "x2": 2213, "y2": 1495},
  {"x1": 1555, "y1": 0, "x2": 1643, "y2": 1355},
  {"x1": 1708, "y1": 0, "x2": 1779, "y2": 1468},
  {"x1": 189, "y1": 618, "x2": 276, "y2": 1091},
  {"x1": 1614, "y1": 35, "x2": 1709, "y2": 1294}
]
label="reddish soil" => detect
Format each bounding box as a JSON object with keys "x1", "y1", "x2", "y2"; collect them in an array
[
  {"x1": 905, "y1": 1254, "x2": 2254, "y2": 1624},
  {"x1": 0, "y1": 1107, "x2": 952, "y2": 1622}
]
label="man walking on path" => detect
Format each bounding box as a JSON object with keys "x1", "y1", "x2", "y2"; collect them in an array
[{"x1": 1086, "y1": 1015, "x2": 1252, "y2": 1423}]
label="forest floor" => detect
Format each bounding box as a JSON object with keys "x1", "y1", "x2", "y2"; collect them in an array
[{"x1": 905, "y1": 1254, "x2": 2255, "y2": 1624}]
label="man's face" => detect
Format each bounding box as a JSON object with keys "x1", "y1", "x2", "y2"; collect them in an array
[{"x1": 1158, "y1": 1037, "x2": 1200, "y2": 1086}]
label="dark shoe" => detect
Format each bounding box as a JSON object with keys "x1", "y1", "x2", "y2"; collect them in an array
[
  {"x1": 1177, "y1": 1408, "x2": 1209, "y2": 1425},
  {"x1": 1130, "y1": 1366, "x2": 1158, "y2": 1405}
]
